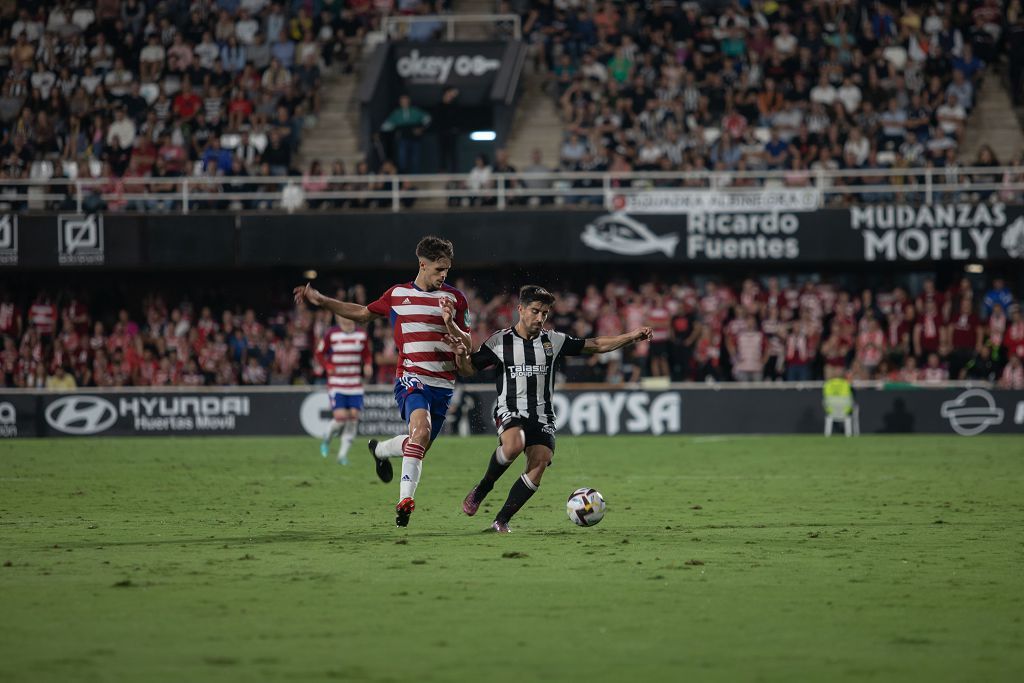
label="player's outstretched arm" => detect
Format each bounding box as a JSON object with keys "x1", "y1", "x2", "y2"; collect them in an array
[
  {"x1": 293, "y1": 283, "x2": 379, "y2": 323},
  {"x1": 583, "y1": 327, "x2": 654, "y2": 354}
]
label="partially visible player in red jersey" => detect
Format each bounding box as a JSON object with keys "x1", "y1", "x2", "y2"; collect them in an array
[
  {"x1": 294, "y1": 236, "x2": 470, "y2": 527},
  {"x1": 314, "y1": 315, "x2": 373, "y2": 465}
]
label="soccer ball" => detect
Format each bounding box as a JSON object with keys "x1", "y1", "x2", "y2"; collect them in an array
[{"x1": 566, "y1": 487, "x2": 606, "y2": 527}]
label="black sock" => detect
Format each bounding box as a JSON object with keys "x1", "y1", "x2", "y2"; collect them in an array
[
  {"x1": 495, "y1": 474, "x2": 538, "y2": 524},
  {"x1": 473, "y1": 449, "x2": 510, "y2": 502}
]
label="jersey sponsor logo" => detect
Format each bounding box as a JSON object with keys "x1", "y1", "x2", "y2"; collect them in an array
[
  {"x1": 940, "y1": 389, "x2": 1005, "y2": 436},
  {"x1": 508, "y1": 363, "x2": 548, "y2": 378}
]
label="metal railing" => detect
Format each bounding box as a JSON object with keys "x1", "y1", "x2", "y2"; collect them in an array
[
  {"x1": 383, "y1": 13, "x2": 521, "y2": 41},
  {"x1": 2, "y1": 166, "x2": 1022, "y2": 214}
]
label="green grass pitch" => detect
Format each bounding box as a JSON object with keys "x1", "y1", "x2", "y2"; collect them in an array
[{"x1": 2, "y1": 435, "x2": 1023, "y2": 682}]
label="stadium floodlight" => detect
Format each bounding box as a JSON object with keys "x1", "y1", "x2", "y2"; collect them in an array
[
  {"x1": 965, "y1": 263, "x2": 984, "y2": 274},
  {"x1": 469, "y1": 131, "x2": 497, "y2": 141}
]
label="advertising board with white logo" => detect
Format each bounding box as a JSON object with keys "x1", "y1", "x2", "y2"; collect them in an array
[
  {"x1": 5, "y1": 209, "x2": 1024, "y2": 269},
  {"x1": 390, "y1": 42, "x2": 508, "y2": 105},
  {"x1": 57, "y1": 214, "x2": 105, "y2": 265},
  {"x1": 0, "y1": 214, "x2": 17, "y2": 266},
  {"x1": 2, "y1": 388, "x2": 1022, "y2": 438}
]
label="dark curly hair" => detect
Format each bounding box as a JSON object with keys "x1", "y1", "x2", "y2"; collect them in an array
[
  {"x1": 415, "y1": 236, "x2": 454, "y2": 262},
  {"x1": 519, "y1": 285, "x2": 555, "y2": 307}
]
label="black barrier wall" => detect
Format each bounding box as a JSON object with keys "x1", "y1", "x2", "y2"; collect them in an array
[
  {"x1": 2, "y1": 387, "x2": 1021, "y2": 438},
  {"x1": 4, "y1": 204, "x2": 1023, "y2": 269}
]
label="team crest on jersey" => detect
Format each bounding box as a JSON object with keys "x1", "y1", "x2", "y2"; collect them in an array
[{"x1": 542, "y1": 340, "x2": 553, "y2": 357}]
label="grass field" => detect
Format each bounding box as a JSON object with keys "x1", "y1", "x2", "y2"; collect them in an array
[{"x1": 1, "y1": 435, "x2": 1023, "y2": 683}]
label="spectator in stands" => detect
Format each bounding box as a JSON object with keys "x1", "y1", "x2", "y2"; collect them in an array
[
  {"x1": 984, "y1": 278, "x2": 1015, "y2": 317},
  {"x1": 466, "y1": 154, "x2": 493, "y2": 206},
  {"x1": 379, "y1": 94, "x2": 431, "y2": 174}
]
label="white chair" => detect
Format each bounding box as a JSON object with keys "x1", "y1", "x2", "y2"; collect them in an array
[{"x1": 824, "y1": 396, "x2": 860, "y2": 437}]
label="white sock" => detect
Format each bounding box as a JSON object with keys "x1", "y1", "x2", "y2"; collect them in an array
[
  {"x1": 399, "y1": 457, "x2": 423, "y2": 500},
  {"x1": 325, "y1": 418, "x2": 343, "y2": 441},
  {"x1": 375, "y1": 434, "x2": 407, "y2": 458},
  {"x1": 338, "y1": 420, "x2": 358, "y2": 458}
]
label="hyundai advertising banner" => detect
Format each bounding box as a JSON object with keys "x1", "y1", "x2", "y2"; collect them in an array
[{"x1": 2, "y1": 387, "x2": 1021, "y2": 439}]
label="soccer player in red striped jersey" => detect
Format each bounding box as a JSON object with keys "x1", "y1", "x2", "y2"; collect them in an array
[
  {"x1": 294, "y1": 236, "x2": 470, "y2": 527},
  {"x1": 314, "y1": 315, "x2": 373, "y2": 465}
]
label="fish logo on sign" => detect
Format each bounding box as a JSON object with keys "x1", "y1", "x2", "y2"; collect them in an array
[
  {"x1": 1002, "y1": 216, "x2": 1024, "y2": 259},
  {"x1": 581, "y1": 214, "x2": 679, "y2": 257},
  {"x1": 58, "y1": 214, "x2": 105, "y2": 265}
]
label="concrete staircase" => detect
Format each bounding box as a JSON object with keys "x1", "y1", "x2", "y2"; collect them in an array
[
  {"x1": 296, "y1": 69, "x2": 362, "y2": 170},
  {"x1": 503, "y1": 69, "x2": 564, "y2": 169},
  {"x1": 453, "y1": 0, "x2": 497, "y2": 40},
  {"x1": 961, "y1": 74, "x2": 1024, "y2": 163}
]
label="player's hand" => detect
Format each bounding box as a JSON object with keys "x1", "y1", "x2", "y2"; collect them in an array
[
  {"x1": 634, "y1": 326, "x2": 654, "y2": 342},
  {"x1": 444, "y1": 334, "x2": 469, "y2": 358},
  {"x1": 439, "y1": 297, "x2": 455, "y2": 326},
  {"x1": 293, "y1": 283, "x2": 323, "y2": 307}
]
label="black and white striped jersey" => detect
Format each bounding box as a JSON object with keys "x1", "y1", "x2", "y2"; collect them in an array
[{"x1": 470, "y1": 328, "x2": 586, "y2": 426}]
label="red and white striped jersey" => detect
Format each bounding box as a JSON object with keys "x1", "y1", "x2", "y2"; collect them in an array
[
  {"x1": 28, "y1": 302, "x2": 57, "y2": 334},
  {"x1": 366, "y1": 282, "x2": 470, "y2": 390},
  {"x1": 315, "y1": 327, "x2": 372, "y2": 395},
  {"x1": 0, "y1": 302, "x2": 20, "y2": 335}
]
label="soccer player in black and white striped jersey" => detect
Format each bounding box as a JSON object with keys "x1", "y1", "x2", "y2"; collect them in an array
[{"x1": 444, "y1": 285, "x2": 652, "y2": 533}]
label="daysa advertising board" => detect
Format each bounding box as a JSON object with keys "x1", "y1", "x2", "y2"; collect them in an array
[{"x1": 2, "y1": 387, "x2": 1021, "y2": 438}]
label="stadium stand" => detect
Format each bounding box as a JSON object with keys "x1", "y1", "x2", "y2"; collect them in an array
[
  {"x1": 2, "y1": 275, "x2": 1020, "y2": 389},
  {"x1": 522, "y1": 0, "x2": 1014, "y2": 179},
  {"x1": 0, "y1": 0, "x2": 410, "y2": 199},
  {"x1": 3, "y1": 2, "x2": 1024, "y2": 212}
]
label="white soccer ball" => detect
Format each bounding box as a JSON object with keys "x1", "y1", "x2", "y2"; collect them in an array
[{"x1": 566, "y1": 487, "x2": 606, "y2": 527}]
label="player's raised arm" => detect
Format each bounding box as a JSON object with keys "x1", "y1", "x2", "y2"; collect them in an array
[
  {"x1": 583, "y1": 327, "x2": 654, "y2": 354},
  {"x1": 293, "y1": 283, "x2": 379, "y2": 323},
  {"x1": 439, "y1": 296, "x2": 472, "y2": 351}
]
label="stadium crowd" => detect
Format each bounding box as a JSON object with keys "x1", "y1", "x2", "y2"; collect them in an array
[
  {"x1": 0, "y1": 0, "x2": 429, "y2": 211},
  {"x1": 3, "y1": 1, "x2": 1024, "y2": 212},
  {"x1": 2, "y1": 274, "x2": 1022, "y2": 390},
  {"x1": 510, "y1": 0, "x2": 1024, "y2": 194}
]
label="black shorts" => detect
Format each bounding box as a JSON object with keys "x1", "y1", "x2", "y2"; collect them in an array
[
  {"x1": 649, "y1": 341, "x2": 670, "y2": 357},
  {"x1": 496, "y1": 415, "x2": 557, "y2": 453}
]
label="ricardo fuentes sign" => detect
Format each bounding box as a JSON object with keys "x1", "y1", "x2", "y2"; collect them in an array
[{"x1": 851, "y1": 203, "x2": 1024, "y2": 262}]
